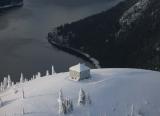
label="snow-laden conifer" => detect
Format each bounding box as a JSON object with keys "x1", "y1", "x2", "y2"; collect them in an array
[
  {"x1": 11, "y1": 82, "x2": 14, "y2": 86},
  {"x1": 0, "y1": 82, "x2": 3, "y2": 91},
  {"x1": 58, "y1": 89, "x2": 66, "y2": 114},
  {"x1": 0, "y1": 97, "x2": 3, "y2": 107},
  {"x1": 64, "y1": 97, "x2": 73, "y2": 113},
  {"x1": 22, "y1": 107, "x2": 25, "y2": 115},
  {"x1": 85, "y1": 92, "x2": 91, "y2": 105},
  {"x1": 32, "y1": 75, "x2": 35, "y2": 80},
  {"x1": 3, "y1": 77, "x2": 8, "y2": 89},
  {"x1": 78, "y1": 88, "x2": 86, "y2": 105},
  {"x1": 7, "y1": 75, "x2": 12, "y2": 88},
  {"x1": 37, "y1": 72, "x2": 41, "y2": 78},
  {"x1": 46, "y1": 70, "x2": 49, "y2": 76},
  {"x1": 131, "y1": 104, "x2": 134, "y2": 116},
  {"x1": 20, "y1": 73, "x2": 24, "y2": 83},
  {"x1": 22, "y1": 88, "x2": 25, "y2": 99},
  {"x1": 24, "y1": 78, "x2": 28, "y2": 82},
  {"x1": 58, "y1": 89, "x2": 63, "y2": 101},
  {"x1": 35, "y1": 74, "x2": 38, "y2": 79},
  {"x1": 52, "y1": 65, "x2": 56, "y2": 75}
]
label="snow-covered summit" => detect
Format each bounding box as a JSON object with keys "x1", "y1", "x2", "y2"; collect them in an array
[{"x1": 0, "y1": 68, "x2": 160, "y2": 116}]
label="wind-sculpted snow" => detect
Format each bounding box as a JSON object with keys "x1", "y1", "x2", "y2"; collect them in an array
[{"x1": 0, "y1": 68, "x2": 160, "y2": 116}]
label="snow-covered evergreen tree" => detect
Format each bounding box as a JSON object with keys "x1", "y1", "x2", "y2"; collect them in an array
[
  {"x1": 35, "y1": 74, "x2": 38, "y2": 79},
  {"x1": 58, "y1": 89, "x2": 66, "y2": 114},
  {"x1": 51, "y1": 65, "x2": 56, "y2": 75},
  {"x1": 3, "y1": 77, "x2": 8, "y2": 89},
  {"x1": 22, "y1": 107, "x2": 25, "y2": 115},
  {"x1": 0, "y1": 97, "x2": 3, "y2": 107},
  {"x1": 57, "y1": 89, "x2": 74, "y2": 114},
  {"x1": 24, "y1": 78, "x2": 28, "y2": 82},
  {"x1": 46, "y1": 70, "x2": 49, "y2": 76},
  {"x1": 70, "y1": 99, "x2": 73, "y2": 112},
  {"x1": 85, "y1": 92, "x2": 91, "y2": 105},
  {"x1": 32, "y1": 75, "x2": 35, "y2": 80},
  {"x1": 7, "y1": 75, "x2": 12, "y2": 88},
  {"x1": 20, "y1": 73, "x2": 24, "y2": 83},
  {"x1": 78, "y1": 88, "x2": 86, "y2": 105},
  {"x1": 22, "y1": 88, "x2": 25, "y2": 99},
  {"x1": 11, "y1": 82, "x2": 14, "y2": 86},
  {"x1": 65, "y1": 97, "x2": 69, "y2": 112},
  {"x1": 37, "y1": 72, "x2": 41, "y2": 78},
  {"x1": 58, "y1": 89, "x2": 63, "y2": 101},
  {"x1": 131, "y1": 104, "x2": 134, "y2": 116},
  {"x1": 58, "y1": 98, "x2": 66, "y2": 114},
  {"x1": 64, "y1": 97, "x2": 73, "y2": 113},
  {"x1": 0, "y1": 82, "x2": 3, "y2": 91}
]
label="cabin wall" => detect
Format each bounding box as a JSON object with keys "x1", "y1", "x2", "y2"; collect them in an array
[
  {"x1": 69, "y1": 70, "x2": 80, "y2": 81},
  {"x1": 80, "y1": 70, "x2": 90, "y2": 80}
]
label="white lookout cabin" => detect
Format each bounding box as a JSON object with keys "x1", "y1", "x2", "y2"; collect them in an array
[{"x1": 69, "y1": 63, "x2": 90, "y2": 81}]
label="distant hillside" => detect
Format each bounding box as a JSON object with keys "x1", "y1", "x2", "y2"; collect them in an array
[{"x1": 48, "y1": 0, "x2": 160, "y2": 71}]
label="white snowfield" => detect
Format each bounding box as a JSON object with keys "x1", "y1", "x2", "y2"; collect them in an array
[{"x1": 0, "y1": 68, "x2": 160, "y2": 116}]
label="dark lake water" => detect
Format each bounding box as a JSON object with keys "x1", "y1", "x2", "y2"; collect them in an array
[{"x1": 0, "y1": 0, "x2": 122, "y2": 82}]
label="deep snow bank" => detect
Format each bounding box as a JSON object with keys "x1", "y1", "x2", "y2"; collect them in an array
[{"x1": 0, "y1": 68, "x2": 160, "y2": 116}]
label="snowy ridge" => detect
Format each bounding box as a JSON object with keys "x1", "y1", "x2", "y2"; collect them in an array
[
  {"x1": 0, "y1": 68, "x2": 160, "y2": 116},
  {"x1": 118, "y1": 0, "x2": 150, "y2": 34}
]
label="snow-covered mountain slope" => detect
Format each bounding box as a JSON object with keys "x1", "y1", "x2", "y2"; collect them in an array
[{"x1": 0, "y1": 68, "x2": 160, "y2": 116}]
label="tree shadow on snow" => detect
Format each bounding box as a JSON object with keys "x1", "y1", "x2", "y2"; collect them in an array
[
  {"x1": 26, "y1": 93, "x2": 55, "y2": 100},
  {"x1": 24, "y1": 111, "x2": 48, "y2": 115},
  {"x1": 2, "y1": 98, "x2": 17, "y2": 107}
]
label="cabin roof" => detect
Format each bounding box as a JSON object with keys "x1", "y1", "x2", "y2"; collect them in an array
[{"x1": 69, "y1": 63, "x2": 90, "y2": 72}]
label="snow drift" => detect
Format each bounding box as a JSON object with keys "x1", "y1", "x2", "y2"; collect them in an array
[{"x1": 0, "y1": 68, "x2": 160, "y2": 116}]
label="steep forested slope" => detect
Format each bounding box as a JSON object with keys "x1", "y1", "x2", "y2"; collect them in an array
[{"x1": 48, "y1": 0, "x2": 160, "y2": 71}]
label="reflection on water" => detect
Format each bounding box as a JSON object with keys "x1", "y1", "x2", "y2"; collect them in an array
[{"x1": 0, "y1": 0, "x2": 123, "y2": 82}]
